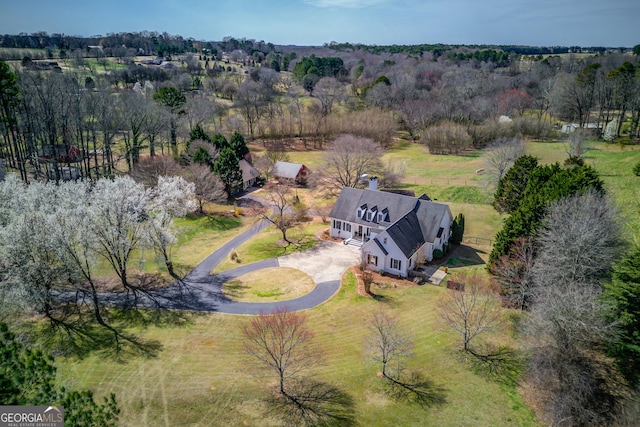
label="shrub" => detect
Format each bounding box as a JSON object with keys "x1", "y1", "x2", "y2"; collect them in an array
[
  {"x1": 421, "y1": 121, "x2": 472, "y2": 155},
  {"x1": 633, "y1": 162, "x2": 640, "y2": 177},
  {"x1": 433, "y1": 249, "x2": 444, "y2": 259},
  {"x1": 450, "y1": 213, "x2": 465, "y2": 245}
]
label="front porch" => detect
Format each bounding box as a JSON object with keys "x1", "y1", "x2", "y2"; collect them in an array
[{"x1": 330, "y1": 219, "x2": 375, "y2": 244}]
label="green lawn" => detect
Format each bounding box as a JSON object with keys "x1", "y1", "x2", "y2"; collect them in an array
[
  {"x1": 57, "y1": 272, "x2": 536, "y2": 427},
  {"x1": 213, "y1": 221, "x2": 325, "y2": 273},
  {"x1": 529, "y1": 140, "x2": 640, "y2": 242},
  {"x1": 222, "y1": 267, "x2": 315, "y2": 302},
  {"x1": 586, "y1": 143, "x2": 640, "y2": 241}
]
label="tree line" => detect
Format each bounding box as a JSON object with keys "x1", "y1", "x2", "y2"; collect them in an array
[
  {"x1": 1, "y1": 40, "x2": 639, "y2": 185},
  {"x1": 485, "y1": 151, "x2": 640, "y2": 425}
]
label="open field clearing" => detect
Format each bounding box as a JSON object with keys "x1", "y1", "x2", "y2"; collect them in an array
[{"x1": 57, "y1": 273, "x2": 535, "y2": 427}]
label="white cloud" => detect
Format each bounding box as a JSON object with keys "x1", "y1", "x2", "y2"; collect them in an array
[{"x1": 304, "y1": 0, "x2": 389, "y2": 8}]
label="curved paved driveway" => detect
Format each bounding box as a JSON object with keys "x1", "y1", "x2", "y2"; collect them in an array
[{"x1": 107, "y1": 225, "x2": 361, "y2": 315}]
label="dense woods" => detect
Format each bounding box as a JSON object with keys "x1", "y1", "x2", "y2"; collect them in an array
[{"x1": 1, "y1": 32, "x2": 638, "y2": 184}]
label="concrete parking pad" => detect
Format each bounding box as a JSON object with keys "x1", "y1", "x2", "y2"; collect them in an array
[{"x1": 278, "y1": 241, "x2": 361, "y2": 283}]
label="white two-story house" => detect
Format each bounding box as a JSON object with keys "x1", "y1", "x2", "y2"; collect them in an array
[{"x1": 329, "y1": 185, "x2": 453, "y2": 277}]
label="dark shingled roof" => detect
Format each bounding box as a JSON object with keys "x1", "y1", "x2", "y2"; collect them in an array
[
  {"x1": 331, "y1": 187, "x2": 451, "y2": 258},
  {"x1": 373, "y1": 237, "x2": 389, "y2": 255},
  {"x1": 329, "y1": 188, "x2": 420, "y2": 227}
]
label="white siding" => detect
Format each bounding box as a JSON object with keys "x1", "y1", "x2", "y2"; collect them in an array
[{"x1": 363, "y1": 234, "x2": 409, "y2": 277}]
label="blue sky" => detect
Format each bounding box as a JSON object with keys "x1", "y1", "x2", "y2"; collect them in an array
[{"x1": 1, "y1": 0, "x2": 637, "y2": 47}]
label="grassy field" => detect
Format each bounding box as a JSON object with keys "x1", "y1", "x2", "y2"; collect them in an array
[
  {"x1": 55, "y1": 138, "x2": 640, "y2": 426},
  {"x1": 529, "y1": 140, "x2": 640, "y2": 242},
  {"x1": 58, "y1": 273, "x2": 535, "y2": 427}
]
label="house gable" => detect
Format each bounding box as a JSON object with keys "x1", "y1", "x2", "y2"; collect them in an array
[
  {"x1": 330, "y1": 187, "x2": 453, "y2": 276},
  {"x1": 273, "y1": 161, "x2": 309, "y2": 183}
]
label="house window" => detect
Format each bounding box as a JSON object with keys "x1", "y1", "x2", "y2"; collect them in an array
[
  {"x1": 367, "y1": 254, "x2": 378, "y2": 266},
  {"x1": 333, "y1": 220, "x2": 342, "y2": 230},
  {"x1": 358, "y1": 204, "x2": 367, "y2": 219},
  {"x1": 366, "y1": 211, "x2": 372, "y2": 221},
  {"x1": 390, "y1": 258, "x2": 402, "y2": 270},
  {"x1": 383, "y1": 237, "x2": 387, "y2": 244},
  {"x1": 343, "y1": 223, "x2": 351, "y2": 232}
]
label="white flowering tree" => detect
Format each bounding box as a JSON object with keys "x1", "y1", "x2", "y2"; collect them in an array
[
  {"x1": 147, "y1": 175, "x2": 196, "y2": 279},
  {"x1": 88, "y1": 176, "x2": 151, "y2": 296},
  {"x1": 0, "y1": 180, "x2": 67, "y2": 323}
]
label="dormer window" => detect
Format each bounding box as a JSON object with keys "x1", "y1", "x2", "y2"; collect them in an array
[
  {"x1": 357, "y1": 204, "x2": 367, "y2": 219},
  {"x1": 367, "y1": 206, "x2": 378, "y2": 222},
  {"x1": 380, "y1": 208, "x2": 390, "y2": 223}
]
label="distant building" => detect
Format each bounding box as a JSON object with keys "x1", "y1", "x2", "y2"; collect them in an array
[{"x1": 561, "y1": 123, "x2": 601, "y2": 137}]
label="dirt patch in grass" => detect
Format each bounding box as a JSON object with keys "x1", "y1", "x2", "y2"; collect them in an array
[{"x1": 222, "y1": 267, "x2": 315, "y2": 302}]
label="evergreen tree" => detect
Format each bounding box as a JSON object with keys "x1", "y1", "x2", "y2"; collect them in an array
[
  {"x1": 493, "y1": 155, "x2": 538, "y2": 214},
  {"x1": 214, "y1": 146, "x2": 242, "y2": 197},
  {"x1": 604, "y1": 246, "x2": 640, "y2": 387},
  {"x1": 211, "y1": 133, "x2": 229, "y2": 150},
  {"x1": 0, "y1": 322, "x2": 119, "y2": 425},
  {"x1": 229, "y1": 131, "x2": 249, "y2": 160},
  {"x1": 0, "y1": 323, "x2": 57, "y2": 405},
  {"x1": 489, "y1": 163, "x2": 604, "y2": 267},
  {"x1": 192, "y1": 146, "x2": 213, "y2": 168},
  {"x1": 450, "y1": 213, "x2": 465, "y2": 244},
  {"x1": 189, "y1": 124, "x2": 211, "y2": 143}
]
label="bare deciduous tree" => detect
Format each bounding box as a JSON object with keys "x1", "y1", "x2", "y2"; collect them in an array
[
  {"x1": 522, "y1": 190, "x2": 624, "y2": 425},
  {"x1": 366, "y1": 311, "x2": 412, "y2": 379},
  {"x1": 482, "y1": 136, "x2": 526, "y2": 189},
  {"x1": 316, "y1": 134, "x2": 383, "y2": 195},
  {"x1": 530, "y1": 190, "x2": 623, "y2": 292},
  {"x1": 365, "y1": 311, "x2": 447, "y2": 407},
  {"x1": 421, "y1": 121, "x2": 472, "y2": 155},
  {"x1": 184, "y1": 164, "x2": 226, "y2": 214},
  {"x1": 437, "y1": 272, "x2": 502, "y2": 352},
  {"x1": 242, "y1": 307, "x2": 323, "y2": 397},
  {"x1": 490, "y1": 237, "x2": 535, "y2": 310},
  {"x1": 130, "y1": 154, "x2": 182, "y2": 187},
  {"x1": 260, "y1": 184, "x2": 297, "y2": 244},
  {"x1": 565, "y1": 129, "x2": 591, "y2": 165}
]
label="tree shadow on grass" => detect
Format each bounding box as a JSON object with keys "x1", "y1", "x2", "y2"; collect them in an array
[
  {"x1": 267, "y1": 379, "x2": 356, "y2": 427},
  {"x1": 383, "y1": 370, "x2": 448, "y2": 408},
  {"x1": 465, "y1": 345, "x2": 524, "y2": 387},
  {"x1": 34, "y1": 312, "x2": 163, "y2": 360},
  {"x1": 220, "y1": 279, "x2": 250, "y2": 300}
]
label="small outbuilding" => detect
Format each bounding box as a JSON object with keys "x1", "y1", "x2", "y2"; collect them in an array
[{"x1": 272, "y1": 161, "x2": 310, "y2": 186}]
